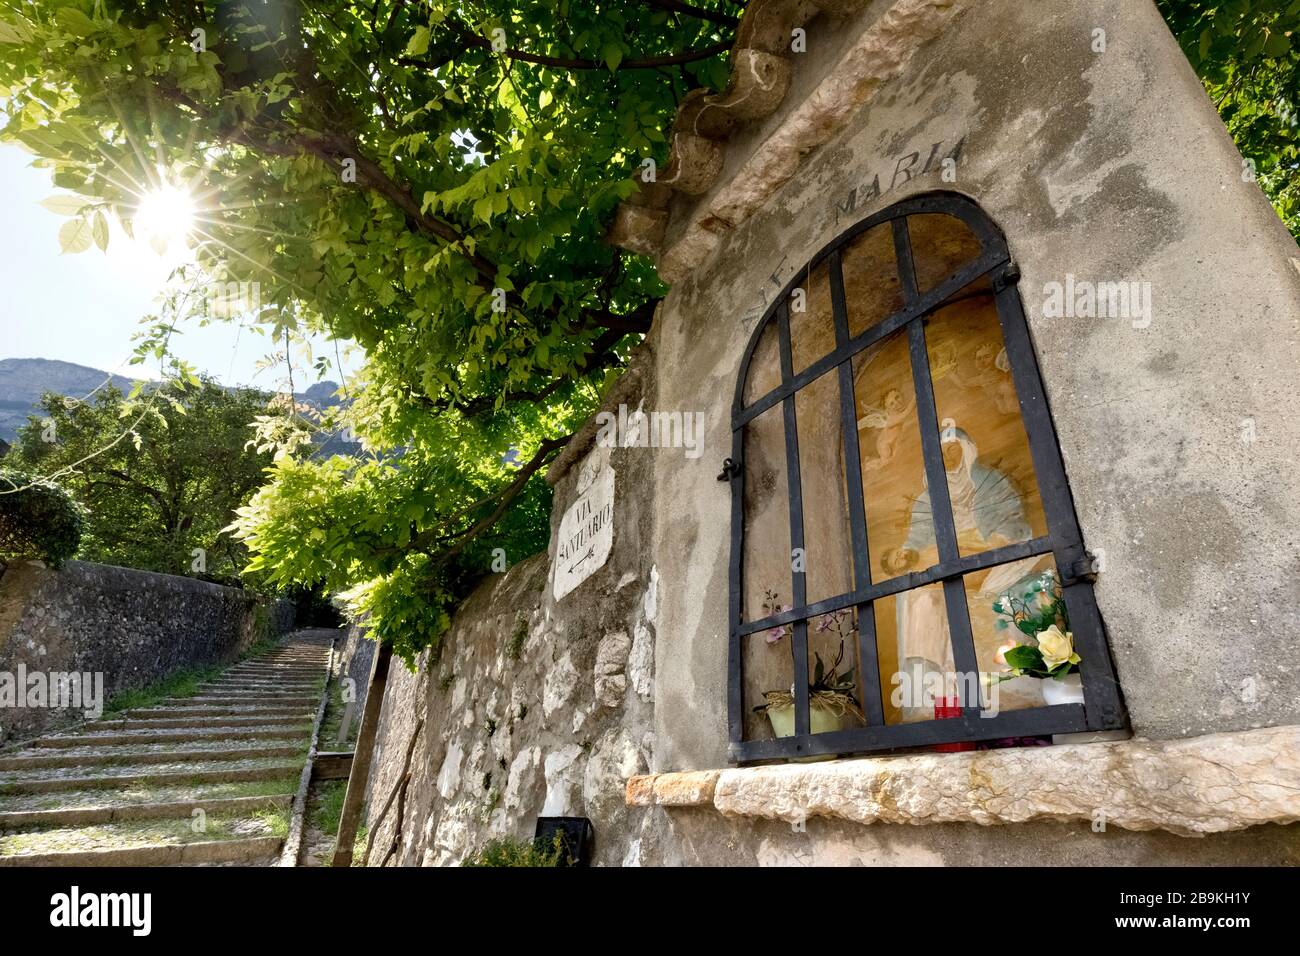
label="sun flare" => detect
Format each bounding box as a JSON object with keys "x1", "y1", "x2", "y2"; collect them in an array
[{"x1": 134, "y1": 182, "x2": 196, "y2": 255}]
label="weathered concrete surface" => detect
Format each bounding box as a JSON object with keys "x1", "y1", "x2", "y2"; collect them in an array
[
  {"x1": 0, "y1": 559, "x2": 295, "y2": 743},
  {"x1": 630, "y1": 725, "x2": 1300, "y2": 837},
  {"x1": 649, "y1": 0, "x2": 1300, "y2": 773}
]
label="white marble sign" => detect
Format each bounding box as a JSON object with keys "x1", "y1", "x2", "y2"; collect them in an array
[{"x1": 552, "y1": 464, "x2": 615, "y2": 601}]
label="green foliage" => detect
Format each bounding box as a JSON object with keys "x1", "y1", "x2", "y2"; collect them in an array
[
  {"x1": 0, "y1": 0, "x2": 739, "y2": 659},
  {"x1": 462, "y1": 832, "x2": 569, "y2": 867},
  {"x1": 0, "y1": 468, "x2": 85, "y2": 566},
  {"x1": 1158, "y1": 0, "x2": 1300, "y2": 238},
  {"x1": 810, "y1": 640, "x2": 857, "y2": 698},
  {"x1": 991, "y1": 571, "x2": 1079, "y2": 680},
  {"x1": 103, "y1": 661, "x2": 226, "y2": 714},
  {"x1": 254, "y1": 805, "x2": 291, "y2": 839},
  {"x1": 992, "y1": 570, "x2": 1068, "y2": 638},
  {"x1": 9, "y1": 376, "x2": 274, "y2": 583},
  {"x1": 104, "y1": 633, "x2": 283, "y2": 713},
  {"x1": 311, "y1": 780, "x2": 348, "y2": 837},
  {"x1": 349, "y1": 824, "x2": 368, "y2": 867},
  {"x1": 999, "y1": 643, "x2": 1057, "y2": 678}
]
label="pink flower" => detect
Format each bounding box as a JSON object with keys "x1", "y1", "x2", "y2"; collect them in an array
[{"x1": 766, "y1": 604, "x2": 792, "y2": 643}]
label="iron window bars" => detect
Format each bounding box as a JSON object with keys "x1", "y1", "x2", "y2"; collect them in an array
[{"x1": 727, "y1": 191, "x2": 1128, "y2": 763}]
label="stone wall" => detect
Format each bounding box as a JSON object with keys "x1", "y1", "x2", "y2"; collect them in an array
[
  {"x1": 362, "y1": 0, "x2": 1300, "y2": 866},
  {"x1": 0, "y1": 558, "x2": 295, "y2": 744},
  {"x1": 337, "y1": 618, "x2": 378, "y2": 716},
  {"x1": 362, "y1": 355, "x2": 660, "y2": 867}
]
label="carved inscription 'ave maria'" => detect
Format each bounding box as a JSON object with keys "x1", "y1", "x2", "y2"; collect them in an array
[{"x1": 741, "y1": 136, "x2": 966, "y2": 330}]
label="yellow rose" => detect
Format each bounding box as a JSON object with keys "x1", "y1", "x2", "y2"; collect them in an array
[{"x1": 1036, "y1": 624, "x2": 1080, "y2": 670}]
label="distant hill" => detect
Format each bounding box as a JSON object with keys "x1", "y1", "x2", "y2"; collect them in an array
[
  {"x1": 0, "y1": 358, "x2": 358, "y2": 457},
  {"x1": 0, "y1": 358, "x2": 136, "y2": 444}
]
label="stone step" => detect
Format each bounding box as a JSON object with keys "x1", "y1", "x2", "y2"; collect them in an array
[
  {"x1": 89, "y1": 715, "x2": 310, "y2": 732},
  {"x1": 208, "y1": 682, "x2": 319, "y2": 690},
  {"x1": 0, "y1": 793, "x2": 291, "y2": 829},
  {"x1": 181, "y1": 687, "x2": 319, "y2": 696},
  {"x1": 225, "y1": 662, "x2": 324, "y2": 668},
  {"x1": 0, "y1": 762, "x2": 303, "y2": 794},
  {"x1": 0, "y1": 744, "x2": 302, "y2": 771},
  {"x1": 163, "y1": 697, "x2": 318, "y2": 712},
  {"x1": 0, "y1": 836, "x2": 284, "y2": 867},
  {"x1": 0, "y1": 635, "x2": 328, "y2": 867},
  {"x1": 195, "y1": 689, "x2": 317, "y2": 698},
  {"x1": 33, "y1": 727, "x2": 304, "y2": 749},
  {"x1": 117, "y1": 705, "x2": 311, "y2": 719},
  {"x1": 0, "y1": 777, "x2": 302, "y2": 815}
]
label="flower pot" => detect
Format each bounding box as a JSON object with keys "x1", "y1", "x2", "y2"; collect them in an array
[
  {"x1": 764, "y1": 698, "x2": 850, "y2": 762},
  {"x1": 1041, "y1": 672, "x2": 1084, "y2": 706}
]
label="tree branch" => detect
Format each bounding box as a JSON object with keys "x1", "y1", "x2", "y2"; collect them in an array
[
  {"x1": 427, "y1": 433, "x2": 571, "y2": 563},
  {"x1": 398, "y1": 17, "x2": 730, "y2": 71},
  {"x1": 645, "y1": 0, "x2": 740, "y2": 28},
  {"x1": 363, "y1": 712, "x2": 424, "y2": 867}
]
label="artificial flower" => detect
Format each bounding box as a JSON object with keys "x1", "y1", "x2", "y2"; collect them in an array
[{"x1": 1036, "y1": 624, "x2": 1080, "y2": 670}]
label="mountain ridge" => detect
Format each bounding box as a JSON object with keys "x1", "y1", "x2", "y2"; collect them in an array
[{"x1": 0, "y1": 357, "x2": 346, "y2": 445}]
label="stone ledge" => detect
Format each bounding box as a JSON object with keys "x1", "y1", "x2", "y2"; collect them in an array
[
  {"x1": 627, "y1": 769, "x2": 721, "y2": 807},
  {"x1": 626, "y1": 725, "x2": 1300, "y2": 836}
]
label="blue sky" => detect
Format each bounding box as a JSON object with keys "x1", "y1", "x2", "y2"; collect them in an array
[{"x1": 0, "y1": 144, "x2": 359, "y2": 389}]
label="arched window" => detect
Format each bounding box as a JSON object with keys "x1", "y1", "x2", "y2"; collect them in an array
[{"x1": 727, "y1": 192, "x2": 1126, "y2": 762}]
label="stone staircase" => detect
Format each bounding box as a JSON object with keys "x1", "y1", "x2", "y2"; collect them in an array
[{"x1": 0, "y1": 633, "x2": 332, "y2": 866}]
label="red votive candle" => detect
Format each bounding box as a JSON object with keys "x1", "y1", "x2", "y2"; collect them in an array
[{"x1": 933, "y1": 696, "x2": 976, "y2": 752}]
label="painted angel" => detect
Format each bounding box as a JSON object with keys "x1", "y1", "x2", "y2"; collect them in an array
[
  {"x1": 947, "y1": 341, "x2": 1019, "y2": 415},
  {"x1": 856, "y1": 386, "x2": 914, "y2": 472}
]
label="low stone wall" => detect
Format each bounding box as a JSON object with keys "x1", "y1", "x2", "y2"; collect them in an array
[
  {"x1": 0, "y1": 559, "x2": 295, "y2": 744},
  {"x1": 337, "y1": 619, "x2": 378, "y2": 717}
]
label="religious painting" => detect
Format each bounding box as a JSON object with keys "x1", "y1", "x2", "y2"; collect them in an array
[
  {"x1": 737, "y1": 212, "x2": 1057, "y2": 741},
  {"x1": 853, "y1": 281, "x2": 1050, "y2": 722}
]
